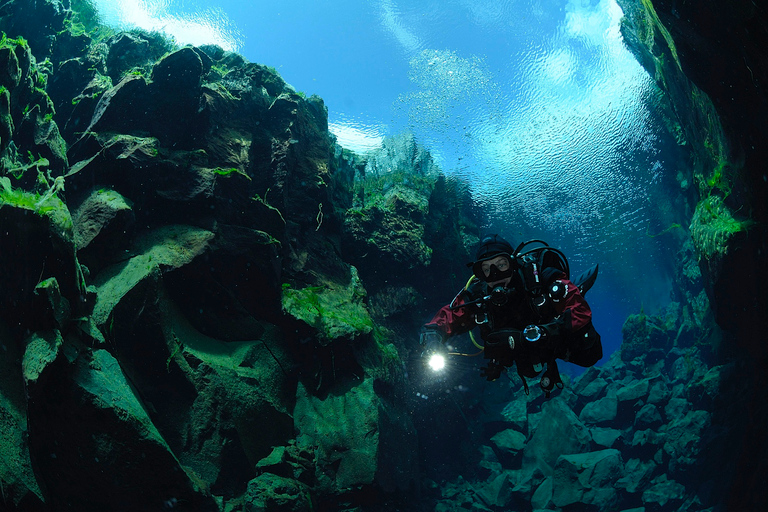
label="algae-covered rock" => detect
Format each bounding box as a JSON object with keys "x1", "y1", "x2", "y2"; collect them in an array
[
  {"x1": 0, "y1": 177, "x2": 84, "y2": 334},
  {"x1": 33, "y1": 277, "x2": 71, "y2": 329},
  {"x1": 255, "y1": 444, "x2": 315, "y2": 485},
  {"x1": 0, "y1": 33, "x2": 68, "y2": 177},
  {"x1": 91, "y1": 224, "x2": 214, "y2": 324},
  {"x1": 21, "y1": 331, "x2": 63, "y2": 385},
  {"x1": 294, "y1": 377, "x2": 417, "y2": 494},
  {"x1": 72, "y1": 187, "x2": 134, "y2": 251},
  {"x1": 690, "y1": 195, "x2": 750, "y2": 279},
  {"x1": 0, "y1": 0, "x2": 68, "y2": 59},
  {"x1": 341, "y1": 133, "x2": 479, "y2": 299},
  {"x1": 281, "y1": 267, "x2": 373, "y2": 344},
  {"x1": 342, "y1": 134, "x2": 438, "y2": 274},
  {"x1": 294, "y1": 379, "x2": 379, "y2": 491},
  {"x1": 243, "y1": 473, "x2": 312, "y2": 512},
  {"x1": 105, "y1": 31, "x2": 170, "y2": 84},
  {"x1": 88, "y1": 233, "x2": 295, "y2": 499},
  {"x1": 620, "y1": 313, "x2": 650, "y2": 362},
  {"x1": 161, "y1": 304, "x2": 295, "y2": 493}
]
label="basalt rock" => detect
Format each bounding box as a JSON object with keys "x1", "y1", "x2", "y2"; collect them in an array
[
  {"x1": 25, "y1": 343, "x2": 220, "y2": 512},
  {"x1": 2, "y1": 2, "x2": 455, "y2": 508},
  {"x1": 616, "y1": 0, "x2": 767, "y2": 369}
]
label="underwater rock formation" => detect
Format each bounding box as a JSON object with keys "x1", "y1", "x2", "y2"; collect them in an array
[
  {"x1": 1, "y1": 0, "x2": 766, "y2": 510},
  {"x1": 616, "y1": 0, "x2": 768, "y2": 508},
  {"x1": 616, "y1": 0, "x2": 767, "y2": 347},
  {"x1": 0, "y1": 1, "x2": 478, "y2": 510}
]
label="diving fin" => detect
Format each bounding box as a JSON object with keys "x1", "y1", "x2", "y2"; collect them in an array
[{"x1": 573, "y1": 264, "x2": 599, "y2": 296}]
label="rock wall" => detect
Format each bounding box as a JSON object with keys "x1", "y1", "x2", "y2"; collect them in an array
[
  {"x1": 615, "y1": 0, "x2": 768, "y2": 508},
  {"x1": 615, "y1": 0, "x2": 766, "y2": 346},
  {"x1": 0, "y1": 1, "x2": 480, "y2": 510}
]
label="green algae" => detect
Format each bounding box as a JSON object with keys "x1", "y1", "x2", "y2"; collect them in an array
[
  {"x1": 0, "y1": 175, "x2": 73, "y2": 234},
  {"x1": 212, "y1": 166, "x2": 251, "y2": 180},
  {"x1": 281, "y1": 268, "x2": 374, "y2": 343},
  {"x1": 690, "y1": 195, "x2": 752, "y2": 262}
]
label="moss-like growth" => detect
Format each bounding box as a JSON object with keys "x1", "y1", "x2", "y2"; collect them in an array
[
  {"x1": 281, "y1": 268, "x2": 374, "y2": 344},
  {"x1": 0, "y1": 175, "x2": 73, "y2": 234},
  {"x1": 211, "y1": 166, "x2": 251, "y2": 180},
  {"x1": 690, "y1": 195, "x2": 752, "y2": 262}
]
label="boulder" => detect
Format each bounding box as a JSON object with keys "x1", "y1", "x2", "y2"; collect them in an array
[
  {"x1": 579, "y1": 396, "x2": 618, "y2": 425},
  {"x1": 491, "y1": 429, "x2": 527, "y2": 455},
  {"x1": 616, "y1": 457, "x2": 658, "y2": 494},
  {"x1": 26, "y1": 346, "x2": 218, "y2": 511},
  {"x1": 647, "y1": 378, "x2": 671, "y2": 404},
  {"x1": 523, "y1": 398, "x2": 592, "y2": 474},
  {"x1": 616, "y1": 379, "x2": 649, "y2": 403},
  {"x1": 500, "y1": 398, "x2": 528, "y2": 432},
  {"x1": 579, "y1": 376, "x2": 609, "y2": 400},
  {"x1": 634, "y1": 403, "x2": 663, "y2": 430},
  {"x1": 570, "y1": 365, "x2": 601, "y2": 394},
  {"x1": 507, "y1": 466, "x2": 547, "y2": 505},
  {"x1": 477, "y1": 445, "x2": 502, "y2": 476},
  {"x1": 664, "y1": 397, "x2": 690, "y2": 421},
  {"x1": 531, "y1": 477, "x2": 554, "y2": 510},
  {"x1": 475, "y1": 472, "x2": 513, "y2": 508},
  {"x1": 551, "y1": 449, "x2": 624, "y2": 508},
  {"x1": 591, "y1": 427, "x2": 623, "y2": 448},
  {"x1": 642, "y1": 475, "x2": 686, "y2": 510},
  {"x1": 631, "y1": 429, "x2": 666, "y2": 460}
]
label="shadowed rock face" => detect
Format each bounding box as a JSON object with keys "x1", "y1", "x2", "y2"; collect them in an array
[
  {"x1": 617, "y1": 0, "x2": 767, "y2": 348},
  {"x1": 614, "y1": 1, "x2": 768, "y2": 508}
]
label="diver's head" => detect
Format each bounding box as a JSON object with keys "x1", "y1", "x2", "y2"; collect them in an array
[{"x1": 469, "y1": 234, "x2": 515, "y2": 286}]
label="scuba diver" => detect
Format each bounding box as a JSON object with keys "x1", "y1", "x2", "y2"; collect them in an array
[{"x1": 420, "y1": 234, "x2": 602, "y2": 396}]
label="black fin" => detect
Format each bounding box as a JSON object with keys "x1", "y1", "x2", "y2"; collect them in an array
[{"x1": 573, "y1": 264, "x2": 599, "y2": 296}]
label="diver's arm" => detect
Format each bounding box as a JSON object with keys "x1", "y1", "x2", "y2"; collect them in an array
[
  {"x1": 423, "y1": 291, "x2": 478, "y2": 339},
  {"x1": 551, "y1": 279, "x2": 593, "y2": 332}
]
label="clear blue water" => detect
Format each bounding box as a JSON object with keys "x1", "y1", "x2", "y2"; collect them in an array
[{"x1": 90, "y1": 0, "x2": 688, "y2": 362}]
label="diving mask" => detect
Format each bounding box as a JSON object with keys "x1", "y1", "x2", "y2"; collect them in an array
[{"x1": 473, "y1": 254, "x2": 514, "y2": 282}]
